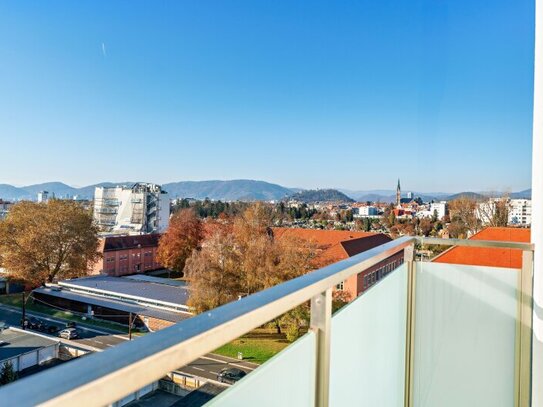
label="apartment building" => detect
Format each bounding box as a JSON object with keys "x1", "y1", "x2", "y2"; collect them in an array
[
  {"x1": 93, "y1": 183, "x2": 170, "y2": 234},
  {"x1": 509, "y1": 198, "x2": 532, "y2": 225}
]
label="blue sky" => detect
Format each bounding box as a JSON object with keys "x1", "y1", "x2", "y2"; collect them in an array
[{"x1": 0, "y1": 1, "x2": 535, "y2": 192}]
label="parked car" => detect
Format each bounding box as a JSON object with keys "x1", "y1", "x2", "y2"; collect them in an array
[
  {"x1": 29, "y1": 318, "x2": 46, "y2": 332},
  {"x1": 217, "y1": 367, "x2": 247, "y2": 384},
  {"x1": 58, "y1": 328, "x2": 78, "y2": 340},
  {"x1": 65, "y1": 321, "x2": 76, "y2": 328}
]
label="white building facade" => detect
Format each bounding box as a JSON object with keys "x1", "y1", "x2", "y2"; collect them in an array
[
  {"x1": 416, "y1": 201, "x2": 448, "y2": 220},
  {"x1": 508, "y1": 199, "x2": 532, "y2": 226},
  {"x1": 93, "y1": 183, "x2": 170, "y2": 234},
  {"x1": 430, "y1": 201, "x2": 447, "y2": 220},
  {"x1": 353, "y1": 206, "x2": 379, "y2": 217}
]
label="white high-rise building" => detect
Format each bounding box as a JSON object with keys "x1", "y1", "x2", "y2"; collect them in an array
[
  {"x1": 430, "y1": 201, "x2": 448, "y2": 220},
  {"x1": 37, "y1": 191, "x2": 49, "y2": 203},
  {"x1": 93, "y1": 183, "x2": 170, "y2": 234},
  {"x1": 508, "y1": 199, "x2": 532, "y2": 226}
]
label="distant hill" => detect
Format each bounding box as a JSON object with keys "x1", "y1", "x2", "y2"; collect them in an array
[
  {"x1": 0, "y1": 184, "x2": 30, "y2": 200},
  {"x1": 163, "y1": 180, "x2": 294, "y2": 201},
  {"x1": 75, "y1": 182, "x2": 135, "y2": 199},
  {"x1": 289, "y1": 189, "x2": 354, "y2": 203},
  {"x1": 21, "y1": 182, "x2": 78, "y2": 199},
  {"x1": 0, "y1": 180, "x2": 532, "y2": 203},
  {"x1": 444, "y1": 192, "x2": 486, "y2": 201},
  {"x1": 510, "y1": 189, "x2": 531, "y2": 199}
]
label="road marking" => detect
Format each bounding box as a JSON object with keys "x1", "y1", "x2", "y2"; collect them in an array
[
  {"x1": 192, "y1": 367, "x2": 204, "y2": 371},
  {"x1": 113, "y1": 335, "x2": 129, "y2": 341},
  {"x1": 202, "y1": 355, "x2": 257, "y2": 370},
  {"x1": 210, "y1": 371, "x2": 218, "y2": 375}
]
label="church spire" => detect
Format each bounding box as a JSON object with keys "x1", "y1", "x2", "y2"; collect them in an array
[{"x1": 396, "y1": 179, "x2": 401, "y2": 208}]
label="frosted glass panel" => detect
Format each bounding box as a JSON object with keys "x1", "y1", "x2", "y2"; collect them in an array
[
  {"x1": 330, "y1": 263, "x2": 408, "y2": 407},
  {"x1": 413, "y1": 262, "x2": 518, "y2": 407},
  {"x1": 206, "y1": 332, "x2": 316, "y2": 407}
]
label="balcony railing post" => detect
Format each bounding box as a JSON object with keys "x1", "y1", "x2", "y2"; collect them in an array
[
  {"x1": 404, "y1": 243, "x2": 416, "y2": 407},
  {"x1": 515, "y1": 250, "x2": 534, "y2": 407},
  {"x1": 310, "y1": 288, "x2": 332, "y2": 407}
]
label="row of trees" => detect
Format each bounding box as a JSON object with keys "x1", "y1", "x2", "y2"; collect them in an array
[{"x1": 172, "y1": 198, "x2": 251, "y2": 219}]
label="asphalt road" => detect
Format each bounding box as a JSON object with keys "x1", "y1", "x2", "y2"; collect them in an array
[
  {"x1": 0, "y1": 304, "x2": 128, "y2": 348},
  {"x1": 0, "y1": 304, "x2": 258, "y2": 381},
  {"x1": 179, "y1": 353, "x2": 257, "y2": 381}
]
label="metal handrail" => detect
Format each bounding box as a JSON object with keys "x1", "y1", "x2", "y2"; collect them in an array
[
  {"x1": 417, "y1": 236, "x2": 534, "y2": 251},
  {"x1": 0, "y1": 236, "x2": 413, "y2": 406},
  {"x1": 0, "y1": 236, "x2": 532, "y2": 406}
]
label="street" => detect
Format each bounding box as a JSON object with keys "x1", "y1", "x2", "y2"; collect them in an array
[{"x1": 0, "y1": 304, "x2": 257, "y2": 382}]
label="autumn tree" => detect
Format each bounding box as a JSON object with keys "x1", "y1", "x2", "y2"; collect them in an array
[
  {"x1": 0, "y1": 200, "x2": 99, "y2": 286},
  {"x1": 157, "y1": 209, "x2": 203, "y2": 276},
  {"x1": 477, "y1": 197, "x2": 509, "y2": 227},
  {"x1": 184, "y1": 203, "x2": 317, "y2": 314},
  {"x1": 493, "y1": 198, "x2": 510, "y2": 226},
  {"x1": 184, "y1": 230, "x2": 243, "y2": 313},
  {"x1": 448, "y1": 196, "x2": 481, "y2": 238},
  {"x1": 419, "y1": 218, "x2": 434, "y2": 237}
]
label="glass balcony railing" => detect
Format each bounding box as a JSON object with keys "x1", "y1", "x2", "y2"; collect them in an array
[{"x1": 0, "y1": 237, "x2": 534, "y2": 407}]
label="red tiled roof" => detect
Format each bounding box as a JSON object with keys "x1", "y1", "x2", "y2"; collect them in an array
[
  {"x1": 433, "y1": 227, "x2": 530, "y2": 269},
  {"x1": 272, "y1": 228, "x2": 391, "y2": 267}
]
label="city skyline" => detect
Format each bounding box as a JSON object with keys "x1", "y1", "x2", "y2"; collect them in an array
[{"x1": 0, "y1": 1, "x2": 535, "y2": 192}]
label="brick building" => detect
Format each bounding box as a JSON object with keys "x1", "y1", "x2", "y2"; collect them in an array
[
  {"x1": 272, "y1": 228, "x2": 404, "y2": 301},
  {"x1": 92, "y1": 234, "x2": 163, "y2": 276}
]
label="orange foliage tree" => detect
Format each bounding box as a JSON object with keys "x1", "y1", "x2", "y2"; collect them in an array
[
  {"x1": 157, "y1": 209, "x2": 203, "y2": 276},
  {"x1": 185, "y1": 203, "x2": 317, "y2": 314},
  {"x1": 0, "y1": 200, "x2": 100, "y2": 285}
]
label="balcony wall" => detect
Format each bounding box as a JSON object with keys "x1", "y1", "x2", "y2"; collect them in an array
[{"x1": 207, "y1": 261, "x2": 520, "y2": 407}]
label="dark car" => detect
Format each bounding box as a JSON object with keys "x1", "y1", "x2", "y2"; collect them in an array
[
  {"x1": 29, "y1": 318, "x2": 46, "y2": 332},
  {"x1": 65, "y1": 321, "x2": 76, "y2": 328},
  {"x1": 217, "y1": 367, "x2": 247, "y2": 384}
]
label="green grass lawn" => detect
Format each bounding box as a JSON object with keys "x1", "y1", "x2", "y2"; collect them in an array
[
  {"x1": 0, "y1": 293, "x2": 128, "y2": 333},
  {"x1": 214, "y1": 328, "x2": 291, "y2": 364}
]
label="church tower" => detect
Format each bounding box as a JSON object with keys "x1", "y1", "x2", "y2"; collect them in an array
[{"x1": 396, "y1": 179, "x2": 401, "y2": 208}]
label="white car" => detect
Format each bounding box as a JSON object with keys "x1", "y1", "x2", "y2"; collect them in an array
[{"x1": 58, "y1": 328, "x2": 78, "y2": 340}]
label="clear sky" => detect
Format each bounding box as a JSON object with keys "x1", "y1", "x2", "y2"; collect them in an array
[{"x1": 0, "y1": 1, "x2": 535, "y2": 193}]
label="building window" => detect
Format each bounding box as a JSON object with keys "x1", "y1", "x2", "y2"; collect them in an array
[{"x1": 336, "y1": 281, "x2": 344, "y2": 290}]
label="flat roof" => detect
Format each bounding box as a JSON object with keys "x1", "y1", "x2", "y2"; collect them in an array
[
  {"x1": 122, "y1": 274, "x2": 187, "y2": 287},
  {"x1": 0, "y1": 328, "x2": 58, "y2": 361},
  {"x1": 58, "y1": 275, "x2": 189, "y2": 307},
  {"x1": 34, "y1": 287, "x2": 190, "y2": 323}
]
